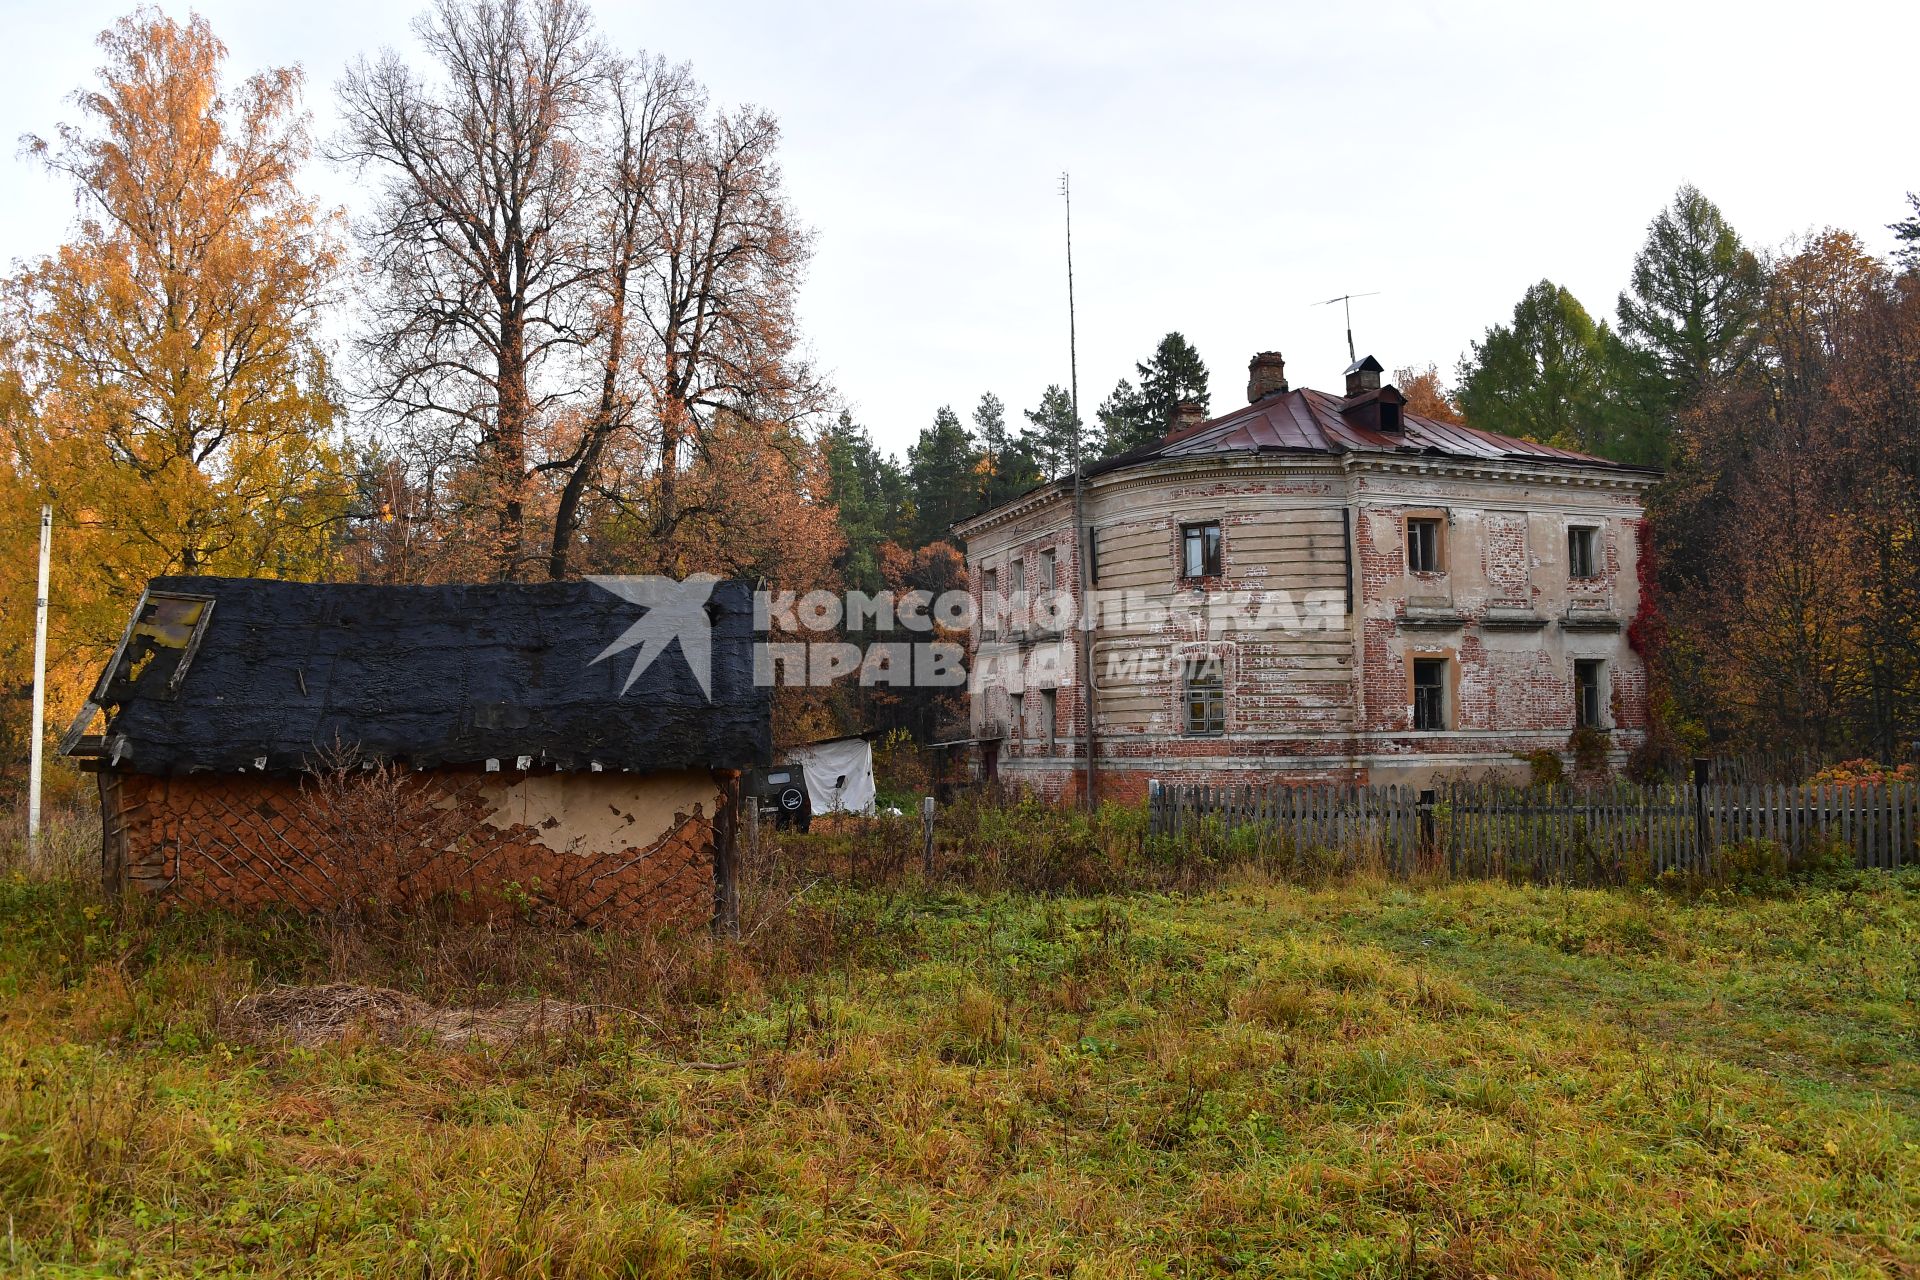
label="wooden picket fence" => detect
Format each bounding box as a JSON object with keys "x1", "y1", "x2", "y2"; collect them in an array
[{"x1": 1147, "y1": 780, "x2": 1918, "y2": 881}]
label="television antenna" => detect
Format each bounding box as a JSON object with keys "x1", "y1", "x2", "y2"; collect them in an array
[
  {"x1": 1060, "y1": 171, "x2": 1096, "y2": 810},
  {"x1": 1312, "y1": 292, "x2": 1381, "y2": 364}
]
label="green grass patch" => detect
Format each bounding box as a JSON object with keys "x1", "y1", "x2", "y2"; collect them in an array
[{"x1": 0, "y1": 864, "x2": 1915, "y2": 1276}]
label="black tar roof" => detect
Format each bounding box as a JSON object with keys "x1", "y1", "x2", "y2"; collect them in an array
[{"x1": 78, "y1": 576, "x2": 770, "y2": 776}]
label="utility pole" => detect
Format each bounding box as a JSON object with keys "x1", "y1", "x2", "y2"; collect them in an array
[
  {"x1": 28, "y1": 505, "x2": 51, "y2": 866},
  {"x1": 1062, "y1": 173, "x2": 1098, "y2": 810}
]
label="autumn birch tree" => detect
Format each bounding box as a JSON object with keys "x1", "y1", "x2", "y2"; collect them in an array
[{"x1": 0, "y1": 9, "x2": 346, "y2": 734}]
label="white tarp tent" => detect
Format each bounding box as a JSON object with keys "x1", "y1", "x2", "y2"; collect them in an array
[{"x1": 784, "y1": 736, "x2": 877, "y2": 816}]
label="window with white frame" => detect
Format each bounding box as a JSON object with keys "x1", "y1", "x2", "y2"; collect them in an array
[
  {"x1": 1407, "y1": 517, "x2": 1444, "y2": 574},
  {"x1": 1181, "y1": 522, "x2": 1221, "y2": 579}
]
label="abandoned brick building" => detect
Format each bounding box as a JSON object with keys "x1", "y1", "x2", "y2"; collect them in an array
[
  {"x1": 63, "y1": 576, "x2": 768, "y2": 927},
  {"x1": 955, "y1": 353, "x2": 1658, "y2": 801}
]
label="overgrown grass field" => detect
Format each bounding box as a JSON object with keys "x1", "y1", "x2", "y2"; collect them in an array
[{"x1": 1, "y1": 807, "x2": 1916, "y2": 1276}]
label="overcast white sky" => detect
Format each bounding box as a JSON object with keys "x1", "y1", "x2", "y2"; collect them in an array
[{"x1": 2, "y1": 0, "x2": 1915, "y2": 456}]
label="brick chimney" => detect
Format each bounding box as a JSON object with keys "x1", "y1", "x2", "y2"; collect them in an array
[
  {"x1": 1344, "y1": 355, "x2": 1384, "y2": 397},
  {"x1": 1246, "y1": 352, "x2": 1288, "y2": 403},
  {"x1": 1166, "y1": 399, "x2": 1207, "y2": 434}
]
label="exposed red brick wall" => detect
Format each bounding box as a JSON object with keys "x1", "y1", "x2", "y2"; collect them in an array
[
  {"x1": 105, "y1": 770, "x2": 715, "y2": 929},
  {"x1": 1481, "y1": 513, "x2": 1531, "y2": 608},
  {"x1": 972, "y1": 472, "x2": 1652, "y2": 799}
]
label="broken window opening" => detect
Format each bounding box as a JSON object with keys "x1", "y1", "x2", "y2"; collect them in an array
[
  {"x1": 1407, "y1": 517, "x2": 1443, "y2": 574},
  {"x1": 1568, "y1": 526, "x2": 1599, "y2": 579},
  {"x1": 94, "y1": 591, "x2": 217, "y2": 704},
  {"x1": 1575, "y1": 659, "x2": 1605, "y2": 729},
  {"x1": 1412, "y1": 657, "x2": 1447, "y2": 731}
]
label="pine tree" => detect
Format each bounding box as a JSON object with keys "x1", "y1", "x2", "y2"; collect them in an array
[
  {"x1": 1096, "y1": 332, "x2": 1211, "y2": 458},
  {"x1": 822, "y1": 411, "x2": 909, "y2": 592},
  {"x1": 1889, "y1": 192, "x2": 1920, "y2": 272},
  {"x1": 1022, "y1": 385, "x2": 1090, "y2": 480},
  {"x1": 1456, "y1": 280, "x2": 1652, "y2": 461},
  {"x1": 1095, "y1": 378, "x2": 1147, "y2": 455},
  {"x1": 1616, "y1": 184, "x2": 1767, "y2": 411},
  {"x1": 973, "y1": 392, "x2": 1040, "y2": 511},
  {"x1": 907, "y1": 406, "x2": 981, "y2": 546}
]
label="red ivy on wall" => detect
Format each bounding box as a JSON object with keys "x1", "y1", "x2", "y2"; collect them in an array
[{"x1": 1625, "y1": 518, "x2": 1665, "y2": 661}]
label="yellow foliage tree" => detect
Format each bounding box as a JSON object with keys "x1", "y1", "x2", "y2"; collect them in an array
[{"x1": 0, "y1": 9, "x2": 349, "y2": 779}]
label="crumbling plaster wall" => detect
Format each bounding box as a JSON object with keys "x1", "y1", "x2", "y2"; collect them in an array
[{"x1": 103, "y1": 767, "x2": 722, "y2": 928}]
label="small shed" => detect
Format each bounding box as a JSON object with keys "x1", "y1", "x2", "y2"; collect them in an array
[{"x1": 62, "y1": 576, "x2": 769, "y2": 928}]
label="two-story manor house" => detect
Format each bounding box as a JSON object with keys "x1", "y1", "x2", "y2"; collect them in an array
[{"x1": 954, "y1": 352, "x2": 1659, "y2": 802}]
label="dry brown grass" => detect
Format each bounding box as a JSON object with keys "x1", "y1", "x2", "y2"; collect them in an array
[{"x1": 231, "y1": 982, "x2": 601, "y2": 1048}]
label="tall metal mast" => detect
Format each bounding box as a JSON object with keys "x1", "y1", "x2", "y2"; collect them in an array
[{"x1": 1062, "y1": 173, "x2": 1097, "y2": 808}]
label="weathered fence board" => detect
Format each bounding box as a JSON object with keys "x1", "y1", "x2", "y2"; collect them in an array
[{"x1": 1148, "y1": 779, "x2": 1917, "y2": 881}]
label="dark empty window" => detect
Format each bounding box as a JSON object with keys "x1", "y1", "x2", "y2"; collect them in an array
[
  {"x1": 1407, "y1": 517, "x2": 1443, "y2": 574},
  {"x1": 1568, "y1": 526, "x2": 1599, "y2": 579},
  {"x1": 1575, "y1": 660, "x2": 1604, "y2": 728},
  {"x1": 1412, "y1": 658, "x2": 1447, "y2": 731},
  {"x1": 1086, "y1": 526, "x2": 1100, "y2": 586},
  {"x1": 1182, "y1": 522, "x2": 1222, "y2": 579},
  {"x1": 1184, "y1": 658, "x2": 1225, "y2": 736}
]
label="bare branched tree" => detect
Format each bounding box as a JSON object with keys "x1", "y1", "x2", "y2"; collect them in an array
[
  {"x1": 334, "y1": 0, "x2": 602, "y2": 579},
  {"x1": 634, "y1": 102, "x2": 818, "y2": 543},
  {"x1": 543, "y1": 53, "x2": 699, "y2": 579},
  {"x1": 334, "y1": 0, "x2": 824, "y2": 583}
]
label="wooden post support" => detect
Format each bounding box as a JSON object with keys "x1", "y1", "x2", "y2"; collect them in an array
[
  {"x1": 1691, "y1": 756, "x2": 1711, "y2": 872},
  {"x1": 712, "y1": 770, "x2": 742, "y2": 941},
  {"x1": 921, "y1": 795, "x2": 936, "y2": 878},
  {"x1": 1418, "y1": 788, "x2": 1437, "y2": 863}
]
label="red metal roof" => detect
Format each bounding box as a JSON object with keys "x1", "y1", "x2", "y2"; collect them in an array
[{"x1": 1089, "y1": 387, "x2": 1648, "y2": 477}]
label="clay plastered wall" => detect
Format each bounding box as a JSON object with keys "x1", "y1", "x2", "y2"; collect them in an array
[{"x1": 109, "y1": 767, "x2": 722, "y2": 929}]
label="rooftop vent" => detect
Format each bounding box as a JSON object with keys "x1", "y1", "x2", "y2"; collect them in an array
[
  {"x1": 1246, "y1": 351, "x2": 1288, "y2": 403},
  {"x1": 1344, "y1": 354, "x2": 1384, "y2": 397}
]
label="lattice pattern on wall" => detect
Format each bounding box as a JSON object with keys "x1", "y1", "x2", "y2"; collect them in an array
[{"x1": 107, "y1": 768, "x2": 714, "y2": 929}]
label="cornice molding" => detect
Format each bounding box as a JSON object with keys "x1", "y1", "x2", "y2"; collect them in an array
[{"x1": 956, "y1": 448, "x2": 1655, "y2": 543}]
